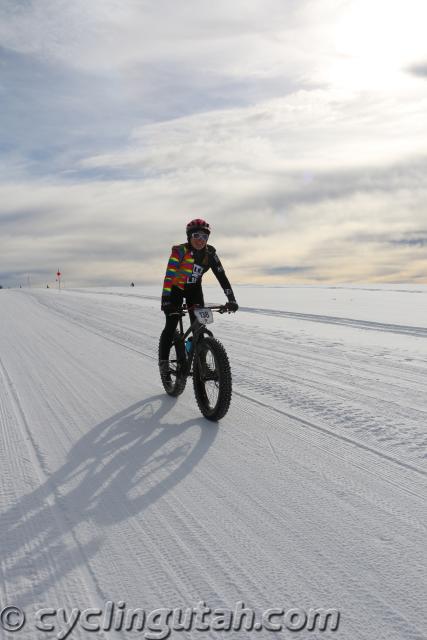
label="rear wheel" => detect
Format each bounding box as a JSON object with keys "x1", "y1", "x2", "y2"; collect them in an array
[
  {"x1": 193, "y1": 336, "x2": 232, "y2": 421},
  {"x1": 158, "y1": 332, "x2": 187, "y2": 397}
]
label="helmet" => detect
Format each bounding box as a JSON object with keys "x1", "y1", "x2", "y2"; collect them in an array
[{"x1": 186, "y1": 218, "x2": 211, "y2": 237}]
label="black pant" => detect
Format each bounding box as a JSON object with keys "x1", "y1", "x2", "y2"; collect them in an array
[{"x1": 159, "y1": 285, "x2": 204, "y2": 360}]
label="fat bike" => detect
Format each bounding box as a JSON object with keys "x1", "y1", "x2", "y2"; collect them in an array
[{"x1": 159, "y1": 304, "x2": 233, "y2": 421}]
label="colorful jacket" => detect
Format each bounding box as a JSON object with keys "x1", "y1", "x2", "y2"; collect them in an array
[{"x1": 162, "y1": 243, "x2": 235, "y2": 302}]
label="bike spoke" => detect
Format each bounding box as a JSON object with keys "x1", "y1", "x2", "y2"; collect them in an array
[{"x1": 198, "y1": 348, "x2": 220, "y2": 409}]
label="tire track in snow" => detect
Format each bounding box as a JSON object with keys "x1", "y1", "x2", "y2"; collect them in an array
[
  {"x1": 4, "y1": 290, "x2": 426, "y2": 639},
  {"x1": 220, "y1": 321, "x2": 427, "y2": 469},
  {"x1": 234, "y1": 388, "x2": 427, "y2": 480},
  {"x1": 241, "y1": 307, "x2": 427, "y2": 338},
  {"x1": 60, "y1": 290, "x2": 427, "y2": 338},
  {"x1": 27, "y1": 290, "x2": 155, "y2": 360},
  {"x1": 69, "y1": 290, "x2": 427, "y2": 338},
  {"x1": 233, "y1": 355, "x2": 427, "y2": 468},
  {"x1": 0, "y1": 354, "x2": 110, "y2": 623},
  {"x1": 48, "y1": 290, "x2": 427, "y2": 464},
  {"x1": 27, "y1": 290, "x2": 427, "y2": 480}
]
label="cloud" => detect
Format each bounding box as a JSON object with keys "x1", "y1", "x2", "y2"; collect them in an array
[
  {"x1": 1, "y1": 0, "x2": 427, "y2": 286},
  {"x1": 0, "y1": 1, "x2": 319, "y2": 181},
  {"x1": 407, "y1": 62, "x2": 427, "y2": 78},
  {"x1": 0, "y1": 0, "x2": 314, "y2": 74},
  {"x1": 262, "y1": 266, "x2": 312, "y2": 275},
  {"x1": 391, "y1": 237, "x2": 427, "y2": 247},
  {"x1": 79, "y1": 86, "x2": 427, "y2": 181},
  {"x1": 1, "y1": 151, "x2": 426, "y2": 286}
]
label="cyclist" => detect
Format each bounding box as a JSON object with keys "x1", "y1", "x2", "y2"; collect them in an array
[{"x1": 159, "y1": 219, "x2": 238, "y2": 372}]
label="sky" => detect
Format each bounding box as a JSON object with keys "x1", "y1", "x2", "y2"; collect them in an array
[{"x1": 1, "y1": 0, "x2": 427, "y2": 288}]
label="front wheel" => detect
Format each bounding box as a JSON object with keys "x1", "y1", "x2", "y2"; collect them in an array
[{"x1": 193, "y1": 336, "x2": 232, "y2": 421}]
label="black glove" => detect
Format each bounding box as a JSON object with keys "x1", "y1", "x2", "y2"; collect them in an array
[{"x1": 225, "y1": 301, "x2": 239, "y2": 312}]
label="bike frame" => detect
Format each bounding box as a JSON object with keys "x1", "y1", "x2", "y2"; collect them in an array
[{"x1": 171, "y1": 305, "x2": 226, "y2": 377}]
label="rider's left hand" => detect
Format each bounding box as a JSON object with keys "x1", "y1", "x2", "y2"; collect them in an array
[{"x1": 226, "y1": 301, "x2": 239, "y2": 312}]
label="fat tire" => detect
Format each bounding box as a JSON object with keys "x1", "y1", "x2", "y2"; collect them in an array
[
  {"x1": 193, "y1": 336, "x2": 232, "y2": 421},
  {"x1": 158, "y1": 331, "x2": 187, "y2": 397}
]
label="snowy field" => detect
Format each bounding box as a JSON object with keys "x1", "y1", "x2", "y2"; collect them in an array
[{"x1": 0, "y1": 285, "x2": 426, "y2": 640}]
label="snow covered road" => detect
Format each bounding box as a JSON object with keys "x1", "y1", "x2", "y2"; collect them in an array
[{"x1": 0, "y1": 286, "x2": 426, "y2": 640}]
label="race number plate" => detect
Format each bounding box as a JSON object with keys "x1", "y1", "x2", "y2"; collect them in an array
[{"x1": 194, "y1": 308, "x2": 214, "y2": 324}]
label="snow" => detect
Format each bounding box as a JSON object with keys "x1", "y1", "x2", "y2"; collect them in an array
[{"x1": 0, "y1": 285, "x2": 426, "y2": 639}]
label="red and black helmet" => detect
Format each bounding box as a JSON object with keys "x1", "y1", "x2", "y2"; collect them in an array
[{"x1": 186, "y1": 218, "x2": 211, "y2": 237}]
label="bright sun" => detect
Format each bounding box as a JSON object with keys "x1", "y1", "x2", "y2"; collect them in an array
[{"x1": 329, "y1": 0, "x2": 427, "y2": 90}]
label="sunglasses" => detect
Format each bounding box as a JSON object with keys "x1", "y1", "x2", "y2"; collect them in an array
[{"x1": 191, "y1": 232, "x2": 209, "y2": 241}]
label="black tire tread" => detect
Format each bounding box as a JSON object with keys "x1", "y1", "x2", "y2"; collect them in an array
[
  {"x1": 193, "y1": 336, "x2": 232, "y2": 421},
  {"x1": 158, "y1": 332, "x2": 187, "y2": 397}
]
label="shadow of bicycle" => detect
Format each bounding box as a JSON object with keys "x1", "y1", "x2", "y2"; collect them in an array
[{"x1": 2, "y1": 394, "x2": 218, "y2": 607}]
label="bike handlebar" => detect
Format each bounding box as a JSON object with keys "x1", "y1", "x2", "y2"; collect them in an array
[
  {"x1": 186, "y1": 304, "x2": 230, "y2": 314},
  {"x1": 170, "y1": 304, "x2": 232, "y2": 316}
]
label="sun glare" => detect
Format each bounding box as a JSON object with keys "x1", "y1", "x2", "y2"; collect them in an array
[{"x1": 330, "y1": 0, "x2": 427, "y2": 90}]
